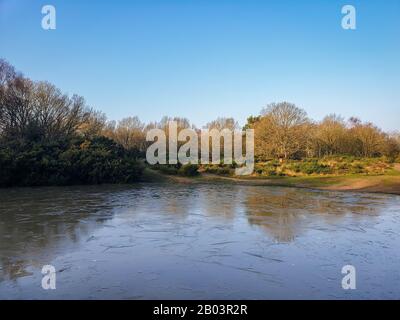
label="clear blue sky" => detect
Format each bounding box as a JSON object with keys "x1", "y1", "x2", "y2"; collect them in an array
[{"x1": 1, "y1": 0, "x2": 399, "y2": 130}]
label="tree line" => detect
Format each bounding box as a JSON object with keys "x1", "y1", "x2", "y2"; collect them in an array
[
  {"x1": 249, "y1": 102, "x2": 400, "y2": 161},
  {"x1": 1, "y1": 59, "x2": 399, "y2": 186},
  {"x1": 101, "y1": 101, "x2": 400, "y2": 164},
  {"x1": 0, "y1": 59, "x2": 143, "y2": 187}
]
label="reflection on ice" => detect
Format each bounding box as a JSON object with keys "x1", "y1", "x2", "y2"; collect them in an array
[{"x1": 0, "y1": 184, "x2": 399, "y2": 299}]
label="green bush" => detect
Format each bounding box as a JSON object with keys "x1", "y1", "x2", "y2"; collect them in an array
[
  {"x1": 204, "y1": 165, "x2": 232, "y2": 175},
  {"x1": 157, "y1": 165, "x2": 179, "y2": 175},
  {"x1": 216, "y1": 167, "x2": 232, "y2": 175},
  {"x1": 265, "y1": 169, "x2": 277, "y2": 176},
  {"x1": 293, "y1": 160, "x2": 332, "y2": 175},
  {"x1": 0, "y1": 136, "x2": 144, "y2": 187},
  {"x1": 254, "y1": 161, "x2": 280, "y2": 176},
  {"x1": 178, "y1": 163, "x2": 200, "y2": 176},
  {"x1": 350, "y1": 163, "x2": 364, "y2": 174}
]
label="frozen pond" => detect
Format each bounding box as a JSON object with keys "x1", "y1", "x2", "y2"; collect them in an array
[{"x1": 0, "y1": 183, "x2": 399, "y2": 299}]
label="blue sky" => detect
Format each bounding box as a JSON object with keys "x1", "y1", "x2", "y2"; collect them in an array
[{"x1": 0, "y1": 0, "x2": 399, "y2": 130}]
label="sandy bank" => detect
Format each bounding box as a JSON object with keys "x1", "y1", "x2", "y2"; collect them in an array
[{"x1": 145, "y1": 168, "x2": 400, "y2": 195}]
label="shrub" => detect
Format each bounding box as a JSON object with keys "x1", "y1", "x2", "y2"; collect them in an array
[
  {"x1": 265, "y1": 169, "x2": 277, "y2": 176},
  {"x1": 178, "y1": 163, "x2": 199, "y2": 176},
  {"x1": 216, "y1": 167, "x2": 232, "y2": 175},
  {"x1": 295, "y1": 160, "x2": 332, "y2": 175},
  {"x1": 350, "y1": 163, "x2": 364, "y2": 174},
  {"x1": 0, "y1": 136, "x2": 144, "y2": 187},
  {"x1": 158, "y1": 165, "x2": 179, "y2": 175},
  {"x1": 203, "y1": 165, "x2": 232, "y2": 175}
]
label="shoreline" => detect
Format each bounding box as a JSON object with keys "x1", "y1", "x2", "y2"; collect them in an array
[
  {"x1": 2, "y1": 168, "x2": 400, "y2": 196},
  {"x1": 145, "y1": 169, "x2": 400, "y2": 196}
]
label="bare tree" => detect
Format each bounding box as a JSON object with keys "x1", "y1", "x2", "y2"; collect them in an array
[
  {"x1": 105, "y1": 116, "x2": 147, "y2": 152},
  {"x1": 205, "y1": 117, "x2": 240, "y2": 130},
  {"x1": 0, "y1": 75, "x2": 88, "y2": 141},
  {"x1": 350, "y1": 121, "x2": 385, "y2": 157},
  {"x1": 0, "y1": 76, "x2": 36, "y2": 140},
  {"x1": 313, "y1": 114, "x2": 347, "y2": 156},
  {"x1": 78, "y1": 109, "x2": 107, "y2": 138},
  {"x1": 0, "y1": 59, "x2": 17, "y2": 86},
  {"x1": 255, "y1": 102, "x2": 311, "y2": 159}
]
